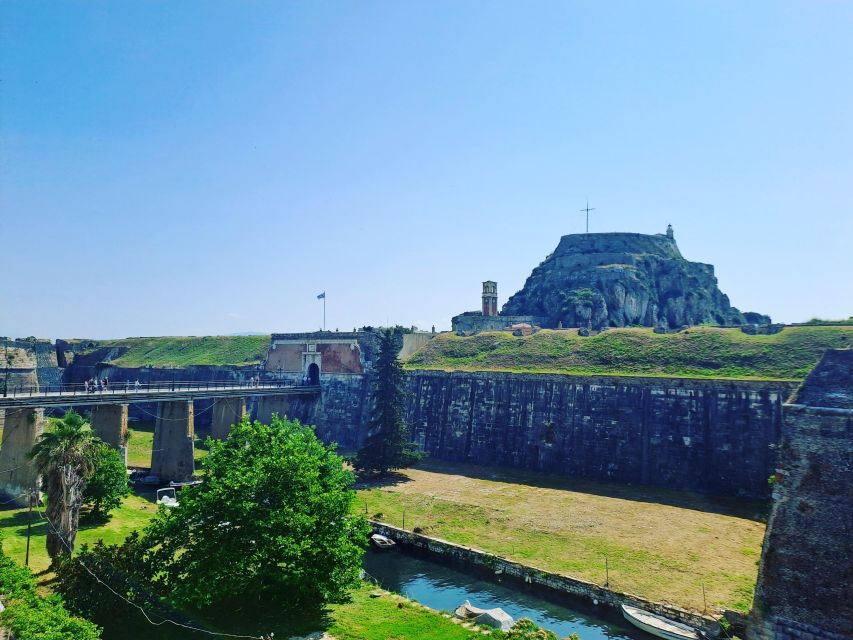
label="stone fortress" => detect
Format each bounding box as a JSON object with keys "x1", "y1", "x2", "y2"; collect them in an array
[
  {"x1": 453, "y1": 226, "x2": 770, "y2": 334},
  {"x1": 1, "y1": 226, "x2": 850, "y2": 639}
]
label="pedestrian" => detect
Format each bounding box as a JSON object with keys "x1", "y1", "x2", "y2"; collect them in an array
[
  {"x1": 134, "y1": 379, "x2": 140, "y2": 391},
  {"x1": 104, "y1": 377, "x2": 109, "y2": 391},
  {"x1": 83, "y1": 380, "x2": 89, "y2": 394},
  {"x1": 125, "y1": 380, "x2": 130, "y2": 392}
]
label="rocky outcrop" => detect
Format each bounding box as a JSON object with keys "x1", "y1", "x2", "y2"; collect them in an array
[{"x1": 501, "y1": 230, "x2": 768, "y2": 329}]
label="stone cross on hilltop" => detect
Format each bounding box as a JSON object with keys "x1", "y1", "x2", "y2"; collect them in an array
[{"x1": 580, "y1": 200, "x2": 596, "y2": 233}]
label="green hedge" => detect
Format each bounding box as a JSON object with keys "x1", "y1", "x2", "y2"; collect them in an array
[{"x1": 0, "y1": 545, "x2": 100, "y2": 640}]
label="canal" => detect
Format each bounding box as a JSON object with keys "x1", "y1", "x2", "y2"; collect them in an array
[{"x1": 363, "y1": 548, "x2": 647, "y2": 640}]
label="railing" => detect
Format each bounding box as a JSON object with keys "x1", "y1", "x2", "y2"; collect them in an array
[{"x1": 0, "y1": 378, "x2": 319, "y2": 399}]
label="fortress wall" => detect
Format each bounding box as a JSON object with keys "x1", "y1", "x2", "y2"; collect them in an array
[
  {"x1": 404, "y1": 370, "x2": 797, "y2": 497},
  {"x1": 749, "y1": 350, "x2": 853, "y2": 639}
]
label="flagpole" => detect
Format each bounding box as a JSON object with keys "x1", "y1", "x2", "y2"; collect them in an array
[{"x1": 323, "y1": 296, "x2": 326, "y2": 331}]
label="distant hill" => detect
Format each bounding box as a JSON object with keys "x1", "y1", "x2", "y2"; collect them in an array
[{"x1": 405, "y1": 326, "x2": 853, "y2": 380}]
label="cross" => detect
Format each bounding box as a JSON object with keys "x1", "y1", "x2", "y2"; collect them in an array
[{"x1": 580, "y1": 200, "x2": 596, "y2": 233}]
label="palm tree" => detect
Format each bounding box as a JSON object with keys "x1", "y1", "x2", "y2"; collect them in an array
[{"x1": 29, "y1": 410, "x2": 100, "y2": 562}]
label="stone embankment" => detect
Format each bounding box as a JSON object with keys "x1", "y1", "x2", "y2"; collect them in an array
[{"x1": 370, "y1": 521, "x2": 725, "y2": 637}]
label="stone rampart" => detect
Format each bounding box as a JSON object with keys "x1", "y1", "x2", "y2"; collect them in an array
[
  {"x1": 404, "y1": 370, "x2": 796, "y2": 497},
  {"x1": 749, "y1": 349, "x2": 853, "y2": 639}
]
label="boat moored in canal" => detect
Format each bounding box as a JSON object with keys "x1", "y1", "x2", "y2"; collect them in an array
[{"x1": 620, "y1": 604, "x2": 701, "y2": 640}]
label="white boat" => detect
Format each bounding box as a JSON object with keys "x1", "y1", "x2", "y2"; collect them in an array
[
  {"x1": 370, "y1": 533, "x2": 396, "y2": 549},
  {"x1": 621, "y1": 604, "x2": 701, "y2": 640}
]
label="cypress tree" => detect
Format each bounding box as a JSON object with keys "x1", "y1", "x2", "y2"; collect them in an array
[{"x1": 354, "y1": 328, "x2": 423, "y2": 476}]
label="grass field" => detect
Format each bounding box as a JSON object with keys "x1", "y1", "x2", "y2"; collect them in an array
[
  {"x1": 70, "y1": 335, "x2": 271, "y2": 367},
  {"x1": 355, "y1": 460, "x2": 767, "y2": 613},
  {"x1": 126, "y1": 420, "x2": 209, "y2": 469},
  {"x1": 405, "y1": 326, "x2": 853, "y2": 380}
]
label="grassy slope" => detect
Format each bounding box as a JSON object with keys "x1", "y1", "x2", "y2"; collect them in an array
[
  {"x1": 74, "y1": 335, "x2": 271, "y2": 367},
  {"x1": 356, "y1": 460, "x2": 767, "y2": 613},
  {"x1": 405, "y1": 326, "x2": 853, "y2": 380}
]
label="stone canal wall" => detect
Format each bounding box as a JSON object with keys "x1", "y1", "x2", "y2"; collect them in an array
[
  {"x1": 404, "y1": 370, "x2": 796, "y2": 497},
  {"x1": 370, "y1": 521, "x2": 722, "y2": 635}
]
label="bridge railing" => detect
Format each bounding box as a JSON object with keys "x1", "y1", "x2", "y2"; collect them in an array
[{"x1": 0, "y1": 378, "x2": 316, "y2": 399}]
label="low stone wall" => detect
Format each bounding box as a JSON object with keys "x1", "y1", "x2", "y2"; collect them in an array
[{"x1": 370, "y1": 521, "x2": 722, "y2": 636}]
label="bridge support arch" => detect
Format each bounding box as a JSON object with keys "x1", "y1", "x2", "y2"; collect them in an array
[
  {"x1": 0, "y1": 408, "x2": 44, "y2": 505},
  {"x1": 150, "y1": 400, "x2": 195, "y2": 482}
]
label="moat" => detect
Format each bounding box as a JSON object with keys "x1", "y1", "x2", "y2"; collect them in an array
[{"x1": 363, "y1": 548, "x2": 645, "y2": 639}]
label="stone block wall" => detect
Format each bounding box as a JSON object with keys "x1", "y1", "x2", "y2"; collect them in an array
[
  {"x1": 404, "y1": 370, "x2": 796, "y2": 497},
  {"x1": 749, "y1": 349, "x2": 853, "y2": 639}
]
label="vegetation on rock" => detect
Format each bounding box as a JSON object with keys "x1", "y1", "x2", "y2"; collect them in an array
[{"x1": 406, "y1": 326, "x2": 853, "y2": 380}]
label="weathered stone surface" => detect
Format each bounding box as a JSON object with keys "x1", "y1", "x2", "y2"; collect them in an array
[
  {"x1": 211, "y1": 396, "x2": 246, "y2": 440},
  {"x1": 150, "y1": 401, "x2": 194, "y2": 482},
  {"x1": 90, "y1": 403, "x2": 128, "y2": 449},
  {"x1": 404, "y1": 370, "x2": 795, "y2": 497},
  {"x1": 749, "y1": 349, "x2": 853, "y2": 640},
  {"x1": 501, "y1": 231, "x2": 769, "y2": 329},
  {"x1": 0, "y1": 408, "x2": 44, "y2": 504}
]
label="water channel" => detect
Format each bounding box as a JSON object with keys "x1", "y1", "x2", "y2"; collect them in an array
[{"x1": 363, "y1": 548, "x2": 647, "y2": 640}]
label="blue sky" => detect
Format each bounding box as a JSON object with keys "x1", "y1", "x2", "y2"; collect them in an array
[{"x1": 2, "y1": 1, "x2": 851, "y2": 339}]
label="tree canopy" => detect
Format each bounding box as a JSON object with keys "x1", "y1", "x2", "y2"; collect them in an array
[
  {"x1": 355, "y1": 328, "x2": 423, "y2": 476},
  {"x1": 82, "y1": 443, "x2": 130, "y2": 521},
  {"x1": 141, "y1": 415, "x2": 370, "y2": 610},
  {"x1": 30, "y1": 410, "x2": 101, "y2": 561}
]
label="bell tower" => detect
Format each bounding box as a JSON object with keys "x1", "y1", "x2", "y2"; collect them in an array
[{"x1": 482, "y1": 281, "x2": 498, "y2": 316}]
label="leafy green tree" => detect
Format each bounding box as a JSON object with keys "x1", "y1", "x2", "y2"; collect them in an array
[
  {"x1": 29, "y1": 410, "x2": 100, "y2": 562},
  {"x1": 141, "y1": 415, "x2": 371, "y2": 611},
  {"x1": 354, "y1": 328, "x2": 423, "y2": 476},
  {"x1": 82, "y1": 444, "x2": 130, "y2": 521},
  {"x1": 55, "y1": 532, "x2": 180, "y2": 635}
]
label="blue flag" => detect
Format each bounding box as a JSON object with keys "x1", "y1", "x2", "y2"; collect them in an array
[{"x1": 317, "y1": 292, "x2": 326, "y2": 299}]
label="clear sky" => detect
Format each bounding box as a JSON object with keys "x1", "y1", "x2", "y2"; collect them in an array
[{"x1": 1, "y1": 1, "x2": 851, "y2": 339}]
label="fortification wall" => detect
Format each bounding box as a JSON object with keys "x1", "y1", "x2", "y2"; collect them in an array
[
  {"x1": 749, "y1": 349, "x2": 853, "y2": 639},
  {"x1": 404, "y1": 370, "x2": 796, "y2": 497}
]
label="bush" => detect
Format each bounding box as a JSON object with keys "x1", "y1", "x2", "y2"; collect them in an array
[
  {"x1": 82, "y1": 444, "x2": 130, "y2": 520},
  {"x1": 0, "y1": 542, "x2": 101, "y2": 640}
]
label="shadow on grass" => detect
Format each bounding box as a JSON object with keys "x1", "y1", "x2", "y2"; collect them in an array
[
  {"x1": 355, "y1": 470, "x2": 413, "y2": 490},
  {"x1": 408, "y1": 458, "x2": 770, "y2": 522}
]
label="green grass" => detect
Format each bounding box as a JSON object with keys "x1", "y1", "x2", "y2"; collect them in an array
[
  {"x1": 126, "y1": 421, "x2": 209, "y2": 469},
  {"x1": 355, "y1": 460, "x2": 768, "y2": 613},
  {"x1": 405, "y1": 326, "x2": 853, "y2": 380},
  {"x1": 0, "y1": 494, "x2": 478, "y2": 640},
  {"x1": 71, "y1": 335, "x2": 271, "y2": 367},
  {"x1": 326, "y1": 584, "x2": 477, "y2": 640},
  {"x1": 0, "y1": 494, "x2": 158, "y2": 574}
]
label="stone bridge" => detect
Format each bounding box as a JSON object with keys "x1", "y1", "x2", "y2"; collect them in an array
[{"x1": 0, "y1": 382, "x2": 319, "y2": 505}]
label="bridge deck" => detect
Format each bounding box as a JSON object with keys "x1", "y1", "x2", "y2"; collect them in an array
[{"x1": 0, "y1": 383, "x2": 320, "y2": 409}]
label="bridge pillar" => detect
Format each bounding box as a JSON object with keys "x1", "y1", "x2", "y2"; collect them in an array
[
  {"x1": 90, "y1": 404, "x2": 128, "y2": 463},
  {"x1": 0, "y1": 408, "x2": 44, "y2": 505},
  {"x1": 256, "y1": 395, "x2": 292, "y2": 424},
  {"x1": 150, "y1": 401, "x2": 195, "y2": 483},
  {"x1": 211, "y1": 397, "x2": 246, "y2": 440}
]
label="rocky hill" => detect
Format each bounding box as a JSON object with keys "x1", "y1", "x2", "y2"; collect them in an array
[{"x1": 501, "y1": 229, "x2": 768, "y2": 329}]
